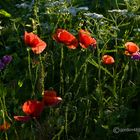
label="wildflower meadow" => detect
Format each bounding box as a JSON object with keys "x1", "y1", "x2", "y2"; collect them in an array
[{"x1": 0, "y1": 0, "x2": 140, "y2": 140}]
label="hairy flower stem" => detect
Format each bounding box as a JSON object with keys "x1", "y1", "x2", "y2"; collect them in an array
[
  {"x1": 27, "y1": 49, "x2": 35, "y2": 97},
  {"x1": 60, "y1": 45, "x2": 64, "y2": 96},
  {"x1": 97, "y1": 43, "x2": 104, "y2": 118},
  {"x1": 38, "y1": 54, "x2": 45, "y2": 95}
]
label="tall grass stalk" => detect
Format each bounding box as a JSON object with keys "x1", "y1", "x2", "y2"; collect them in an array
[{"x1": 52, "y1": 126, "x2": 64, "y2": 140}]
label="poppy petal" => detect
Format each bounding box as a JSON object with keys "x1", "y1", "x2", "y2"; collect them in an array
[
  {"x1": 43, "y1": 90, "x2": 62, "y2": 106},
  {"x1": 24, "y1": 31, "x2": 47, "y2": 54},
  {"x1": 31, "y1": 40, "x2": 47, "y2": 54},
  {"x1": 124, "y1": 50, "x2": 131, "y2": 56},
  {"x1": 44, "y1": 90, "x2": 57, "y2": 97},
  {"x1": 24, "y1": 31, "x2": 37, "y2": 46},
  {"x1": 53, "y1": 29, "x2": 78, "y2": 49},
  {"x1": 43, "y1": 96, "x2": 62, "y2": 106},
  {"x1": 79, "y1": 29, "x2": 96, "y2": 48},
  {"x1": 14, "y1": 116, "x2": 32, "y2": 122},
  {"x1": 57, "y1": 30, "x2": 75, "y2": 44},
  {"x1": 22, "y1": 100, "x2": 44, "y2": 117}
]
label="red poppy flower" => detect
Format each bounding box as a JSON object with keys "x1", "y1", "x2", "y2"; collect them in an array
[
  {"x1": 79, "y1": 29, "x2": 96, "y2": 49},
  {"x1": 0, "y1": 121, "x2": 10, "y2": 131},
  {"x1": 52, "y1": 29, "x2": 78, "y2": 49},
  {"x1": 24, "y1": 31, "x2": 47, "y2": 54},
  {"x1": 125, "y1": 42, "x2": 139, "y2": 55},
  {"x1": 43, "y1": 90, "x2": 62, "y2": 106},
  {"x1": 14, "y1": 100, "x2": 44, "y2": 122},
  {"x1": 102, "y1": 55, "x2": 115, "y2": 64},
  {"x1": 22, "y1": 100, "x2": 44, "y2": 117}
]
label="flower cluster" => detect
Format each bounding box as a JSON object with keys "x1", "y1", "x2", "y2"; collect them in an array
[
  {"x1": 0, "y1": 55, "x2": 12, "y2": 70},
  {"x1": 53, "y1": 28, "x2": 97, "y2": 49},
  {"x1": 24, "y1": 29, "x2": 140, "y2": 66},
  {"x1": 14, "y1": 90, "x2": 62, "y2": 122},
  {"x1": 101, "y1": 42, "x2": 140, "y2": 65},
  {"x1": 13, "y1": 30, "x2": 139, "y2": 124}
]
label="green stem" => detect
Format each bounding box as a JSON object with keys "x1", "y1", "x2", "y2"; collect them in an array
[
  {"x1": 27, "y1": 49, "x2": 35, "y2": 97},
  {"x1": 32, "y1": 0, "x2": 39, "y2": 33},
  {"x1": 84, "y1": 100, "x2": 91, "y2": 139},
  {"x1": 113, "y1": 68, "x2": 117, "y2": 99},
  {"x1": 115, "y1": 0, "x2": 119, "y2": 9},
  {"x1": 0, "y1": 97, "x2": 8, "y2": 140},
  {"x1": 97, "y1": 43, "x2": 103, "y2": 118},
  {"x1": 60, "y1": 45, "x2": 64, "y2": 96},
  {"x1": 84, "y1": 50, "x2": 88, "y2": 94},
  {"x1": 34, "y1": 118, "x2": 45, "y2": 138},
  {"x1": 39, "y1": 54, "x2": 45, "y2": 95},
  {"x1": 67, "y1": 54, "x2": 91, "y2": 92},
  {"x1": 52, "y1": 126, "x2": 64, "y2": 140},
  {"x1": 65, "y1": 106, "x2": 68, "y2": 139}
]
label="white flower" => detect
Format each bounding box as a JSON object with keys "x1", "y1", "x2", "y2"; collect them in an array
[
  {"x1": 84, "y1": 12, "x2": 104, "y2": 19},
  {"x1": 108, "y1": 9, "x2": 128, "y2": 14},
  {"x1": 77, "y1": 7, "x2": 89, "y2": 11}
]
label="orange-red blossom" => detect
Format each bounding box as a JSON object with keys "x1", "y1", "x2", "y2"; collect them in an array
[
  {"x1": 24, "y1": 31, "x2": 47, "y2": 54},
  {"x1": 102, "y1": 55, "x2": 115, "y2": 65},
  {"x1": 78, "y1": 29, "x2": 96, "y2": 49},
  {"x1": 42, "y1": 90, "x2": 62, "y2": 106},
  {"x1": 14, "y1": 90, "x2": 62, "y2": 122},
  {"x1": 52, "y1": 29, "x2": 78, "y2": 49},
  {"x1": 14, "y1": 100, "x2": 44, "y2": 122},
  {"x1": 124, "y1": 42, "x2": 139, "y2": 56}
]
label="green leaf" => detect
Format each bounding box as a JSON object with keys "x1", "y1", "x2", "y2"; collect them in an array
[
  {"x1": 0, "y1": 9, "x2": 11, "y2": 17},
  {"x1": 18, "y1": 80, "x2": 23, "y2": 88},
  {"x1": 101, "y1": 125, "x2": 109, "y2": 129}
]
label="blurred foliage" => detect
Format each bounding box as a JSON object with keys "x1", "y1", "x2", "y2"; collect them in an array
[{"x1": 0, "y1": 0, "x2": 140, "y2": 140}]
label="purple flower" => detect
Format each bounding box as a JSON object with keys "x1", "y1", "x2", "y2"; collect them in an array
[
  {"x1": 0, "y1": 60, "x2": 5, "y2": 70},
  {"x1": 131, "y1": 52, "x2": 140, "y2": 60},
  {"x1": 2, "y1": 55, "x2": 12, "y2": 64}
]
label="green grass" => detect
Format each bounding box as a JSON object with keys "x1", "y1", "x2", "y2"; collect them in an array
[{"x1": 0, "y1": 0, "x2": 140, "y2": 140}]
